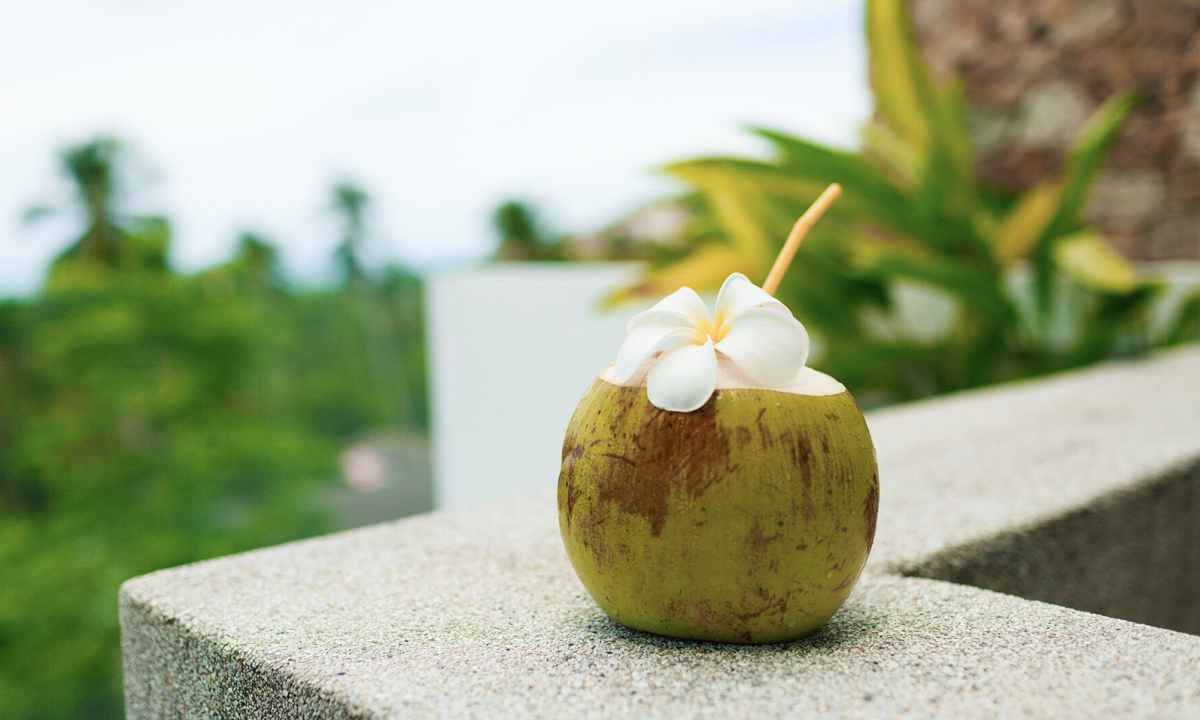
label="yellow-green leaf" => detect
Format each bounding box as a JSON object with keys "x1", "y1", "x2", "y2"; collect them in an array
[
  {"x1": 866, "y1": 0, "x2": 937, "y2": 154},
  {"x1": 666, "y1": 162, "x2": 791, "y2": 266},
  {"x1": 1052, "y1": 231, "x2": 1140, "y2": 294},
  {"x1": 850, "y1": 236, "x2": 1015, "y2": 323},
  {"x1": 992, "y1": 180, "x2": 1065, "y2": 266},
  {"x1": 752, "y1": 127, "x2": 924, "y2": 230},
  {"x1": 866, "y1": 0, "x2": 977, "y2": 232},
  {"x1": 1047, "y1": 94, "x2": 1139, "y2": 238},
  {"x1": 668, "y1": 157, "x2": 934, "y2": 243},
  {"x1": 601, "y1": 244, "x2": 759, "y2": 308},
  {"x1": 861, "y1": 121, "x2": 919, "y2": 188},
  {"x1": 935, "y1": 79, "x2": 975, "y2": 189}
]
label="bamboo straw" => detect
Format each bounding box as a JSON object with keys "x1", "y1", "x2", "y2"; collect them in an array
[{"x1": 762, "y1": 183, "x2": 842, "y2": 296}]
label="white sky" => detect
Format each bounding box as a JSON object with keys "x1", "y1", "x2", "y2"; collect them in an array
[{"x1": 1, "y1": 0, "x2": 869, "y2": 295}]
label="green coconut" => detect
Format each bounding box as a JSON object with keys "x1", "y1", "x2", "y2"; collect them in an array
[{"x1": 558, "y1": 363, "x2": 878, "y2": 644}]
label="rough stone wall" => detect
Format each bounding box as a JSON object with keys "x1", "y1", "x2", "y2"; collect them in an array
[{"x1": 907, "y1": 0, "x2": 1200, "y2": 260}]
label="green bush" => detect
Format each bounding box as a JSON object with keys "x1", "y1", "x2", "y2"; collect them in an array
[
  {"x1": 0, "y1": 141, "x2": 428, "y2": 719},
  {"x1": 613, "y1": 0, "x2": 1200, "y2": 404},
  {"x1": 0, "y1": 250, "x2": 336, "y2": 719}
]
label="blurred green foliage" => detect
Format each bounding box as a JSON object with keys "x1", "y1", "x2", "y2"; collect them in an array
[
  {"x1": 614, "y1": 0, "x2": 1200, "y2": 404},
  {"x1": 492, "y1": 199, "x2": 565, "y2": 261},
  {"x1": 0, "y1": 139, "x2": 428, "y2": 719}
]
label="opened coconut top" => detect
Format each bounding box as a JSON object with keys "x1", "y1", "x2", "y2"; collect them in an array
[
  {"x1": 600, "y1": 356, "x2": 845, "y2": 397},
  {"x1": 609, "y1": 273, "x2": 842, "y2": 412}
]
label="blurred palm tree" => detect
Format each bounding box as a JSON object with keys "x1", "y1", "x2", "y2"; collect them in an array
[
  {"x1": 332, "y1": 181, "x2": 370, "y2": 286},
  {"x1": 26, "y1": 137, "x2": 169, "y2": 276},
  {"x1": 231, "y1": 231, "x2": 285, "y2": 290},
  {"x1": 493, "y1": 200, "x2": 561, "y2": 260},
  {"x1": 59, "y1": 138, "x2": 122, "y2": 266},
  {"x1": 327, "y1": 181, "x2": 412, "y2": 427}
]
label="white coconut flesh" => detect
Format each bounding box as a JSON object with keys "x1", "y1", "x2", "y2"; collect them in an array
[{"x1": 598, "y1": 355, "x2": 846, "y2": 397}]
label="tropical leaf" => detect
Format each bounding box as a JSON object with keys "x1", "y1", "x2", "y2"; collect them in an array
[
  {"x1": 667, "y1": 157, "x2": 933, "y2": 242},
  {"x1": 754, "y1": 128, "x2": 908, "y2": 202},
  {"x1": 665, "y1": 160, "x2": 794, "y2": 268},
  {"x1": 1052, "y1": 231, "x2": 1140, "y2": 294},
  {"x1": 865, "y1": 0, "x2": 938, "y2": 155},
  {"x1": 933, "y1": 79, "x2": 976, "y2": 193},
  {"x1": 751, "y1": 128, "x2": 928, "y2": 233},
  {"x1": 992, "y1": 180, "x2": 1065, "y2": 266},
  {"x1": 601, "y1": 243, "x2": 756, "y2": 308},
  {"x1": 1066, "y1": 282, "x2": 1162, "y2": 365},
  {"x1": 818, "y1": 338, "x2": 956, "y2": 403},
  {"x1": 770, "y1": 226, "x2": 891, "y2": 341},
  {"x1": 849, "y1": 237, "x2": 1016, "y2": 324},
  {"x1": 1046, "y1": 93, "x2": 1139, "y2": 239},
  {"x1": 866, "y1": 0, "x2": 979, "y2": 252},
  {"x1": 1159, "y1": 287, "x2": 1200, "y2": 345},
  {"x1": 1033, "y1": 94, "x2": 1139, "y2": 319},
  {"x1": 913, "y1": 78, "x2": 978, "y2": 229},
  {"x1": 861, "y1": 120, "x2": 921, "y2": 188}
]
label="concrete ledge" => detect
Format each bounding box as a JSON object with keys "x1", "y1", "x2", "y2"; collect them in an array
[
  {"x1": 121, "y1": 346, "x2": 1200, "y2": 719},
  {"x1": 907, "y1": 460, "x2": 1199, "y2": 635}
]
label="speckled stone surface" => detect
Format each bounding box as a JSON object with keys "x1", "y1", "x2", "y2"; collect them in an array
[{"x1": 121, "y1": 347, "x2": 1200, "y2": 719}]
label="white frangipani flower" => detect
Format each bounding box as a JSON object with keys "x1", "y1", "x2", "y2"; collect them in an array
[{"x1": 614, "y1": 273, "x2": 810, "y2": 412}]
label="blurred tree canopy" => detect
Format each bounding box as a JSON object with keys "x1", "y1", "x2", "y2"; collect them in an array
[
  {"x1": 0, "y1": 139, "x2": 428, "y2": 720},
  {"x1": 492, "y1": 199, "x2": 563, "y2": 261}
]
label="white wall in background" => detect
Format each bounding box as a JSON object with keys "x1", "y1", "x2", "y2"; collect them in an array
[{"x1": 426, "y1": 264, "x2": 653, "y2": 510}]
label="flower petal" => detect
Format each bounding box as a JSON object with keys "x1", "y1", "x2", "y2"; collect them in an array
[
  {"x1": 614, "y1": 322, "x2": 703, "y2": 382},
  {"x1": 714, "y1": 308, "x2": 809, "y2": 387},
  {"x1": 626, "y1": 286, "x2": 712, "y2": 334},
  {"x1": 714, "y1": 272, "x2": 789, "y2": 328},
  {"x1": 646, "y1": 338, "x2": 718, "y2": 412}
]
